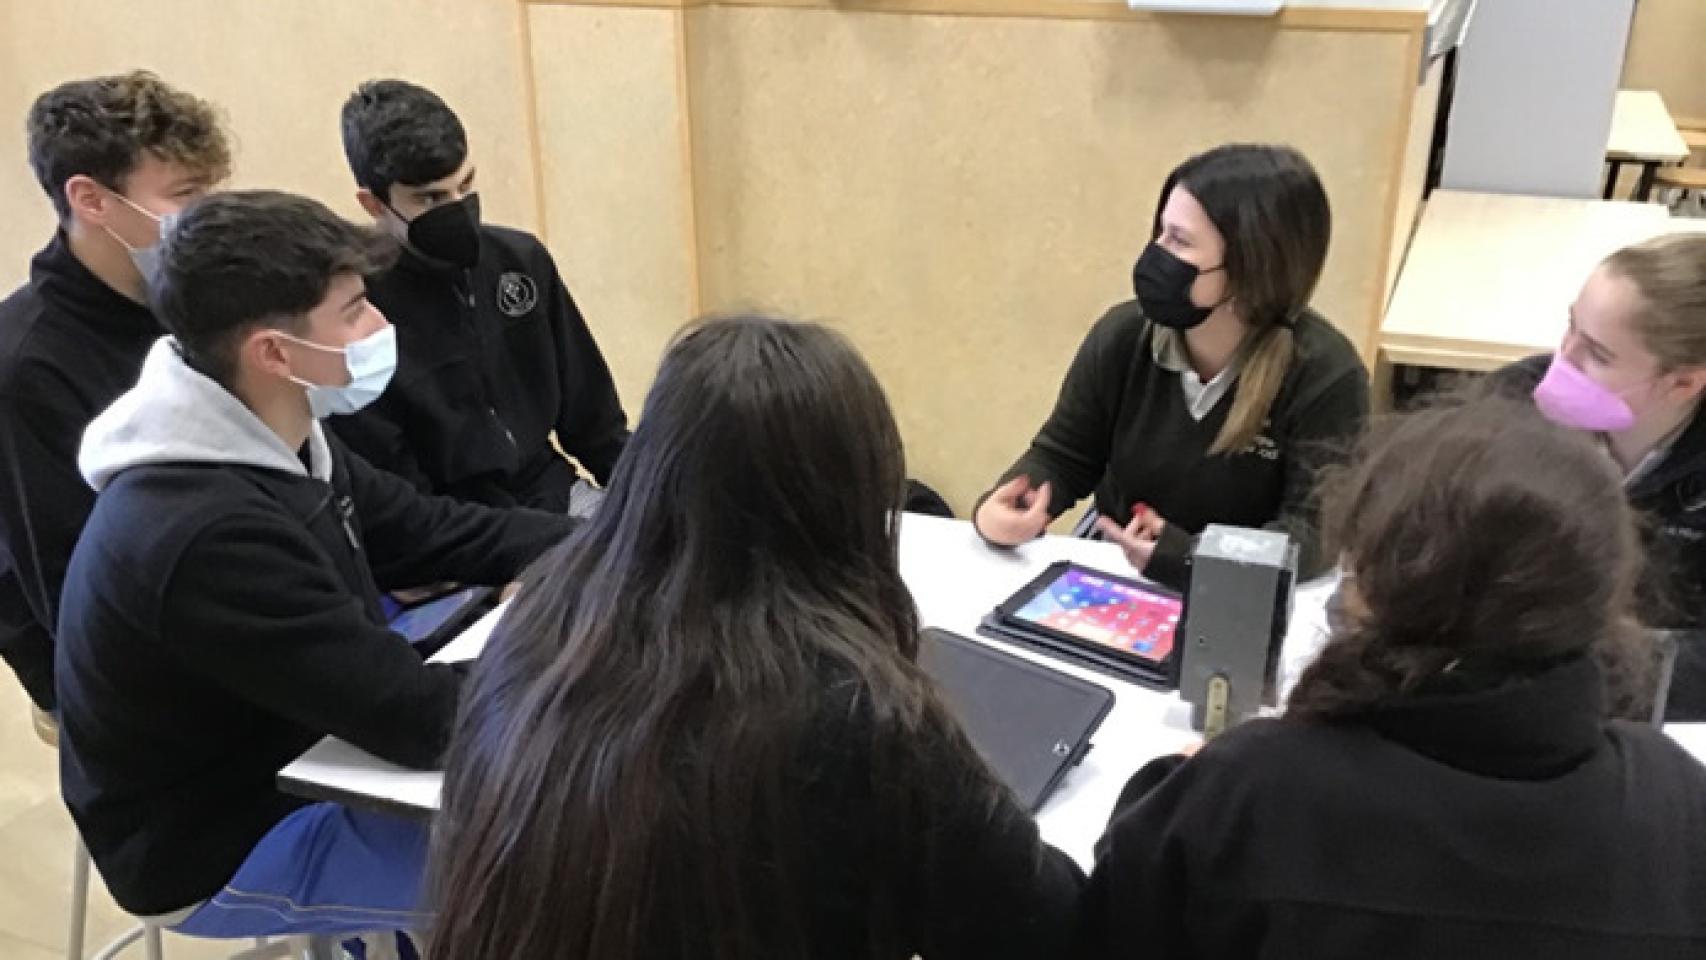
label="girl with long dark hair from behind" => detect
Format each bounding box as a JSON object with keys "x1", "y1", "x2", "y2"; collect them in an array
[{"x1": 428, "y1": 316, "x2": 1082, "y2": 960}]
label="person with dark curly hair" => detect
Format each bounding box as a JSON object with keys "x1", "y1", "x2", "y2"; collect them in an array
[{"x1": 1075, "y1": 397, "x2": 1706, "y2": 959}]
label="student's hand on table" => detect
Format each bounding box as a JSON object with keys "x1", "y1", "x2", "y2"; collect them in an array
[
  {"x1": 1095, "y1": 504, "x2": 1166, "y2": 572},
  {"x1": 974, "y1": 477, "x2": 1053, "y2": 546}
]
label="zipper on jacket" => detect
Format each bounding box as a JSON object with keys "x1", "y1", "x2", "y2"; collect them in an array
[
  {"x1": 490, "y1": 406, "x2": 518, "y2": 451},
  {"x1": 336, "y1": 495, "x2": 361, "y2": 551}
]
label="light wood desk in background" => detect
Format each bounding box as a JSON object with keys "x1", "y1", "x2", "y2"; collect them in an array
[
  {"x1": 1379, "y1": 190, "x2": 1672, "y2": 377},
  {"x1": 1606, "y1": 89, "x2": 1690, "y2": 200}
]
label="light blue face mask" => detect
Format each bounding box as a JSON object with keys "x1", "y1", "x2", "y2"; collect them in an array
[
  {"x1": 105, "y1": 193, "x2": 176, "y2": 290},
  {"x1": 282, "y1": 324, "x2": 398, "y2": 419}
]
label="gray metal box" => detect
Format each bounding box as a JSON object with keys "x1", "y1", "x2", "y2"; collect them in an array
[{"x1": 1180, "y1": 525, "x2": 1298, "y2": 736}]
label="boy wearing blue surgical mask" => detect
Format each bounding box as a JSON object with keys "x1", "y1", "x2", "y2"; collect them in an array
[
  {"x1": 0, "y1": 72, "x2": 228, "y2": 717},
  {"x1": 333, "y1": 79, "x2": 629, "y2": 516},
  {"x1": 54, "y1": 191, "x2": 578, "y2": 937}
]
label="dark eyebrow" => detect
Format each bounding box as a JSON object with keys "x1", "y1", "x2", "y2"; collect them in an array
[
  {"x1": 343, "y1": 290, "x2": 368, "y2": 312},
  {"x1": 459, "y1": 167, "x2": 477, "y2": 192}
]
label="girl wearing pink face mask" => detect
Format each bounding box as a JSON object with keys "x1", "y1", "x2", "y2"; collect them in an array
[{"x1": 1495, "y1": 233, "x2": 1706, "y2": 716}]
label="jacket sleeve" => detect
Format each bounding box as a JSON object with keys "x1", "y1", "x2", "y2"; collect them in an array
[
  {"x1": 342, "y1": 440, "x2": 577, "y2": 591},
  {"x1": 159, "y1": 515, "x2": 465, "y2": 768},
  {"x1": 326, "y1": 401, "x2": 434, "y2": 496},
  {"x1": 912, "y1": 718, "x2": 1086, "y2": 960},
  {"x1": 541, "y1": 256, "x2": 629, "y2": 485},
  {"x1": 981, "y1": 308, "x2": 1137, "y2": 524},
  {"x1": 1138, "y1": 524, "x2": 1197, "y2": 594},
  {"x1": 0, "y1": 389, "x2": 96, "y2": 638}
]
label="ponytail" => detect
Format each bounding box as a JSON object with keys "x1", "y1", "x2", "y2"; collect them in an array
[{"x1": 1209, "y1": 320, "x2": 1293, "y2": 456}]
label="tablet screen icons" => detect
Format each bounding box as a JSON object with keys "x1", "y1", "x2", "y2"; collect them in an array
[{"x1": 1015, "y1": 568, "x2": 1181, "y2": 662}]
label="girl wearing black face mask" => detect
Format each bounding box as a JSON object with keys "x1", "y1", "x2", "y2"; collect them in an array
[{"x1": 973, "y1": 143, "x2": 1368, "y2": 589}]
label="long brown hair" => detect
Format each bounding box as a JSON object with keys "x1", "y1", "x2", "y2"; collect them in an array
[
  {"x1": 427, "y1": 316, "x2": 971, "y2": 960},
  {"x1": 1287, "y1": 396, "x2": 1652, "y2": 719},
  {"x1": 1151, "y1": 143, "x2": 1332, "y2": 455}
]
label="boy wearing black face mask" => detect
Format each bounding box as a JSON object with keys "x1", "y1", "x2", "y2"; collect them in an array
[{"x1": 336, "y1": 79, "x2": 629, "y2": 514}]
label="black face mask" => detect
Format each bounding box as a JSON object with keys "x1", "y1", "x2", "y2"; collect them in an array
[
  {"x1": 1131, "y1": 241, "x2": 1224, "y2": 331},
  {"x1": 395, "y1": 193, "x2": 482, "y2": 269}
]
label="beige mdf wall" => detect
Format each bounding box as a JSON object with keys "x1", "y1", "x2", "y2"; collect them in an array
[
  {"x1": 2, "y1": 0, "x2": 1428, "y2": 519},
  {"x1": 1621, "y1": 0, "x2": 1706, "y2": 124},
  {"x1": 524, "y1": 0, "x2": 1426, "y2": 512},
  {"x1": 0, "y1": 0, "x2": 541, "y2": 294},
  {"x1": 525, "y1": 4, "x2": 699, "y2": 419},
  {"x1": 676, "y1": 3, "x2": 1425, "y2": 512}
]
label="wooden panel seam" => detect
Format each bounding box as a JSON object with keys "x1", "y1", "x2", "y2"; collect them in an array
[
  {"x1": 1361, "y1": 22, "x2": 1424, "y2": 368},
  {"x1": 517, "y1": 0, "x2": 552, "y2": 242},
  {"x1": 674, "y1": 8, "x2": 705, "y2": 316},
  {"x1": 522, "y1": 0, "x2": 1426, "y2": 33}
]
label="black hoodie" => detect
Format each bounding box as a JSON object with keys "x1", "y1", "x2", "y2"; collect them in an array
[
  {"x1": 56, "y1": 338, "x2": 577, "y2": 915},
  {"x1": 327, "y1": 225, "x2": 629, "y2": 511},
  {"x1": 0, "y1": 232, "x2": 160, "y2": 711},
  {"x1": 1075, "y1": 657, "x2": 1706, "y2": 959}
]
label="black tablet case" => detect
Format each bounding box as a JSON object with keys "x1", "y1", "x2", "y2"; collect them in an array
[{"x1": 920, "y1": 627, "x2": 1116, "y2": 811}]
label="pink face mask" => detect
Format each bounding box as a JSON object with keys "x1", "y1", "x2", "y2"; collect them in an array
[{"x1": 1532, "y1": 353, "x2": 1639, "y2": 432}]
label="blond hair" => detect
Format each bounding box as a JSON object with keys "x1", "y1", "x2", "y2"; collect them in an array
[{"x1": 1603, "y1": 233, "x2": 1706, "y2": 372}]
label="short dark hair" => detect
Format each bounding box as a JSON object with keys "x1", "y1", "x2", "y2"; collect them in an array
[
  {"x1": 26, "y1": 71, "x2": 230, "y2": 220},
  {"x1": 152, "y1": 190, "x2": 397, "y2": 385},
  {"x1": 340, "y1": 79, "x2": 468, "y2": 203}
]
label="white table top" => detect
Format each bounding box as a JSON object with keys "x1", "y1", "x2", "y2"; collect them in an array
[
  {"x1": 281, "y1": 514, "x2": 1336, "y2": 869},
  {"x1": 1380, "y1": 190, "x2": 1673, "y2": 371},
  {"x1": 1607, "y1": 90, "x2": 1690, "y2": 164},
  {"x1": 280, "y1": 514, "x2": 1706, "y2": 869}
]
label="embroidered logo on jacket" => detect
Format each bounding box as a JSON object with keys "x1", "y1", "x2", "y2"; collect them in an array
[
  {"x1": 1242, "y1": 435, "x2": 1281, "y2": 461},
  {"x1": 497, "y1": 272, "x2": 539, "y2": 318}
]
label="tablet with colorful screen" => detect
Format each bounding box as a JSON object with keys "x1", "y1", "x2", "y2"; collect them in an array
[{"x1": 998, "y1": 562, "x2": 1183, "y2": 667}]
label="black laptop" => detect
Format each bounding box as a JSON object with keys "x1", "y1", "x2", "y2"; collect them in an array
[{"x1": 919, "y1": 627, "x2": 1116, "y2": 811}]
